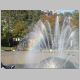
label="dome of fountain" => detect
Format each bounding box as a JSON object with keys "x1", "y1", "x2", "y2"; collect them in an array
[{"x1": 38, "y1": 57, "x2": 77, "y2": 69}]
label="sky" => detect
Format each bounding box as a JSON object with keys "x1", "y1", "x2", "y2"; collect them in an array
[
  {"x1": 42, "y1": 9, "x2": 75, "y2": 14},
  {"x1": 55, "y1": 9, "x2": 74, "y2": 13}
]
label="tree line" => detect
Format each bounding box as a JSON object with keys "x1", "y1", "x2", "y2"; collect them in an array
[{"x1": 1, "y1": 10, "x2": 79, "y2": 47}]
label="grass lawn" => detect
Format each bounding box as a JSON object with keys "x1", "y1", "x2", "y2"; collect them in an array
[
  {"x1": 1, "y1": 47, "x2": 29, "y2": 51},
  {"x1": 1, "y1": 47, "x2": 16, "y2": 51}
]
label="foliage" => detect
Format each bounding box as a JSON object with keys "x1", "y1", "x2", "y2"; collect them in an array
[
  {"x1": 1, "y1": 10, "x2": 42, "y2": 39},
  {"x1": 12, "y1": 21, "x2": 26, "y2": 38},
  {"x1": 1, "y1": 10, "x2": 79, "y2": 47},
  {"x1": 71, "y1": 10, "x2": 79, "y2": 28}
]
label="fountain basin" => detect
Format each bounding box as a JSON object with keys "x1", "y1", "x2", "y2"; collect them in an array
[
  {"x1": 38, "y1": 57, "x2": 78, "y2": 69},
  {"x1": 1, "y1": 50, "x2": 79, "y2": 69}
]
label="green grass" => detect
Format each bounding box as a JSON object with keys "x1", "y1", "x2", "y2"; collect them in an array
[
  {"x1": 1, "y1": 47, "x2": 29, "y2": 51},
  {"x1": 1, "y1": 47, "x2": 16, "y2": 51}
]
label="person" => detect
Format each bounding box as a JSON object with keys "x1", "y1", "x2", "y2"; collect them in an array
[{"x1": 1, "y1": 62, "x2": 15, "y2": 69}]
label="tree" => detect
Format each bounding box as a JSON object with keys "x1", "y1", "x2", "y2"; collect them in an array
[
  {"x1": 12, "y1": 21, "x2": 27, "y2": 38},
  {"x1": 64, "y1": 12, "x2": 72, "y2": 17},
  {"x1": 71, "y1": 10, "x2": 79, "y2": 27}
]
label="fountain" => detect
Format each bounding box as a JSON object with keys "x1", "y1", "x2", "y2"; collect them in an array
[
  {"x1": 16, "y1": 15, "x2": 79, "y2": 69},
  {"x1": 53, "y1": 16, "x2": 60, "y2": 49},
  {"x1": 58, "y1": 16, "x2": 72, "y2": 53}
]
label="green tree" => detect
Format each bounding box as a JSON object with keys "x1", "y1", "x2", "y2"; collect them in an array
[
  {"x1": 12, "y1": 21, "x2": 27, "y2": 38},
  {"x1": 71, "y1": 10, "x2": 79, "y2": 27}
]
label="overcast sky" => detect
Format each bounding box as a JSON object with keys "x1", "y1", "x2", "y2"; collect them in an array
[
  {"x1": 55, "y1": 9, "x2": 74, "y2": 13},
  {"x1": 42, "y1": 9, "x2": 75, "y2": 14}
]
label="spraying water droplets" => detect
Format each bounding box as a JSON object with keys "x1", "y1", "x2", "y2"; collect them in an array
[{"x1": 16, "y1": 16, "x2": 79, "y2": 68}]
